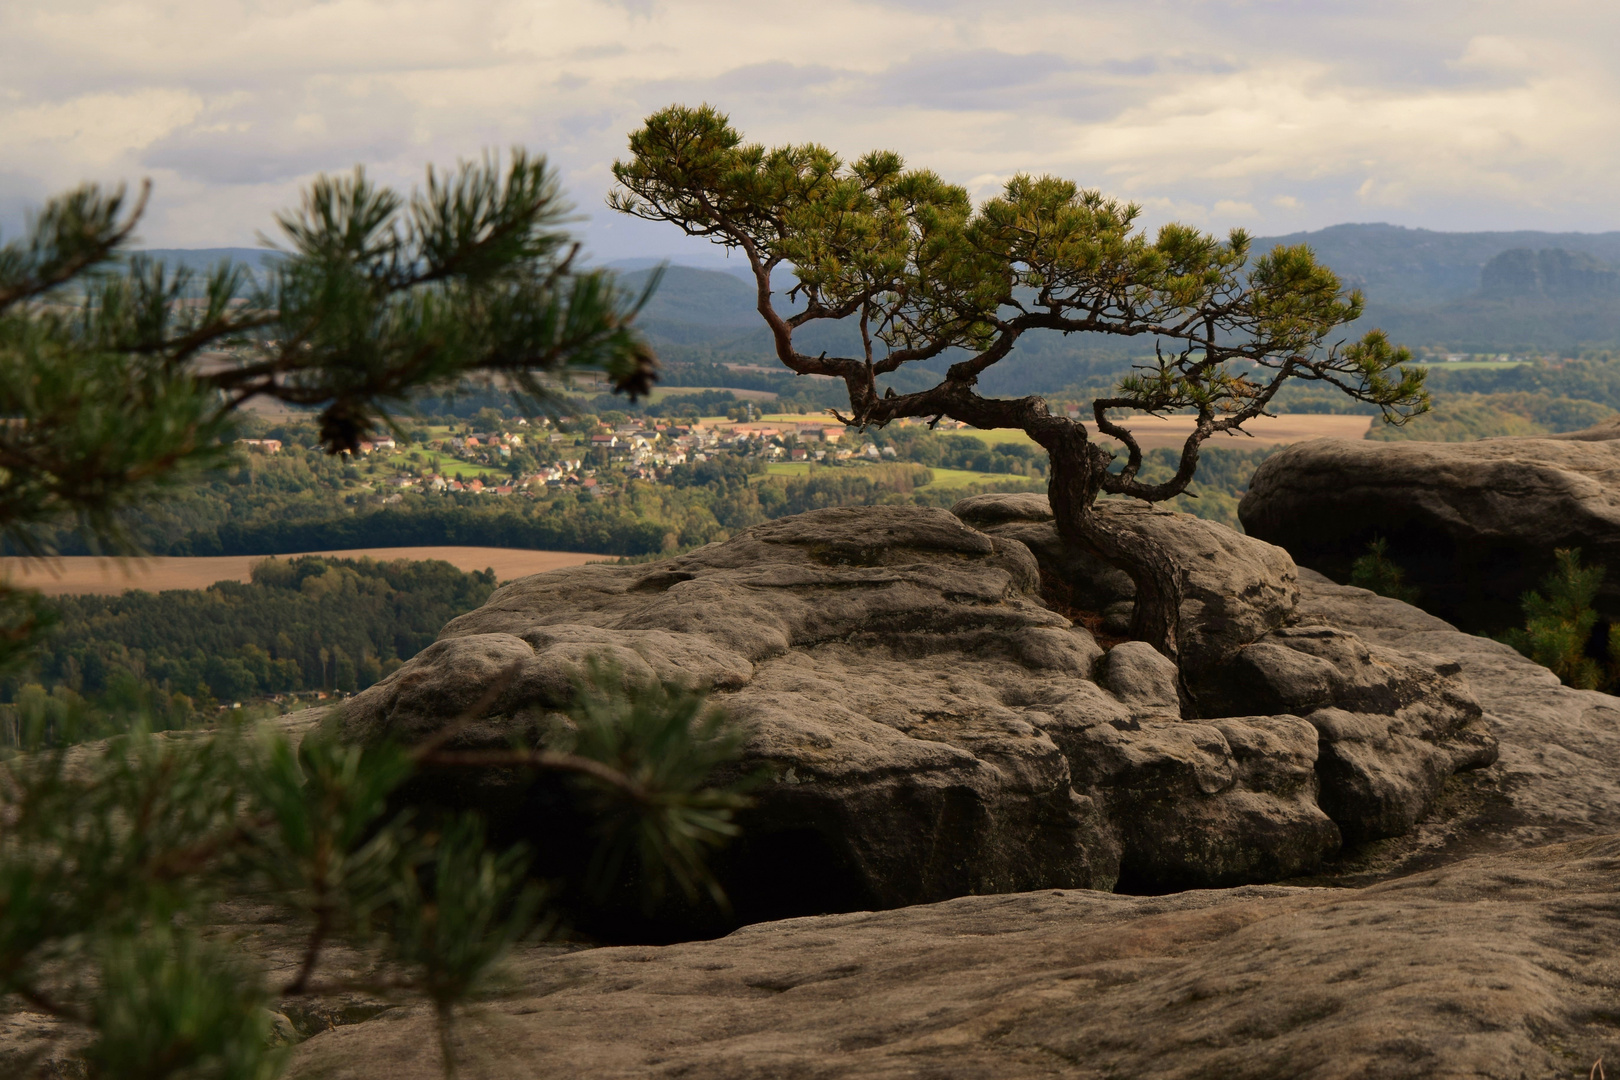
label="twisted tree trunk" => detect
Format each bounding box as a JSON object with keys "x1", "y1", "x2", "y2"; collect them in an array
[{"x1": 1039, "y1": 426, "x2": 1187, "y2": 667}]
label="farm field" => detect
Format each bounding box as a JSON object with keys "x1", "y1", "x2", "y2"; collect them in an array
[
  {"x1": 763, "y1": 461, "x2": 1036, "y2": 489},
  {"x1": 753, "y1": 411, "x2": 1376, "y2": 451},
  {"x1": 958, "y1": 412, "x2": 1376, "y2": 451},
  {"x1": 1411, "y1": 360, "x2": 1529, "y2": 369},
  {"x1": 1086, "y1": 412, "x2": 1376, "y2": 449},
  {"x1": 0, "y1": 547, "x2": 609, "y2": 596},
  {"x1": 922, "y1": 467, "x2": 1038, "y2": 489}
]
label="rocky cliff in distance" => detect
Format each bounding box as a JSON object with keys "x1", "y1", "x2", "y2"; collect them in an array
[{"x1": 1482, "y1": 247, "x2": 1620, "y2": 300}]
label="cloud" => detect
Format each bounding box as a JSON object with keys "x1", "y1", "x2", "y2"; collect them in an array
[
  {"x1": 0, "y1": 88, "x2": 204, "y2": 169},
  {"x1": 139, "y1": 81, "x2": 419, "y2": 185},
  {"x1": 1, "y1": 0, "x2": 1616, "y2": 253}
]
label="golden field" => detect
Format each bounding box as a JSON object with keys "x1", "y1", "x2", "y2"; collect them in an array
[{"x1": 0, "y1": 547, "x2": 608, "y2": 596}]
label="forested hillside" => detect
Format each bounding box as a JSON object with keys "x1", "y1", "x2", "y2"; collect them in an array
[
  {"x1": 622, "y1": 223, "x2": 1620, "y2": 379},
  {"x1": 5, "y1": 556, "x2": 496, "y2": 725}
]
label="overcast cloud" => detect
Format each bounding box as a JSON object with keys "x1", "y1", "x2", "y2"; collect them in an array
[{"x1": 2, "y1": 0, "x2": 1616, "y2": 261}]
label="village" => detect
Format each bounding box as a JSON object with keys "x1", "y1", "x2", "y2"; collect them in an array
[{"x1": 240, "y1": 411, "x2": 918, "y2": 500}]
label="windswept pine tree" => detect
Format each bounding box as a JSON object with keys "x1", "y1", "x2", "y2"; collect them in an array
[{"x1": 611, "y1": 105, "x2": 1430, "y2": 664}]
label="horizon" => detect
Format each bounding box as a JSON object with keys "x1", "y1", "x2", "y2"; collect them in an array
[{"x1": 135, "y1": 218, "x2": 1620, "y2": 279}]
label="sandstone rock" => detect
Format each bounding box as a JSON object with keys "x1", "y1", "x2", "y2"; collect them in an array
[
  {"x1": 1239, "y1": 433, "x2": 1620, "y2": 632},
  {"x1": 1053, "y1": 711, "x2": 1340, "y2": 891},
  {"x1": 329, "y1": 507, "x2": 1132, "y2": 924},
  {"x1": 283, "y1": 835, "x2": 1620, "y2": 1080},
  {"x1": 1288, "y1": 569, "x2": 1620, "y2": 871},
  {"x1": 325, "y1": 505, "x2": 1363, "y2": 923},
  {"x1": 1202, "y1": 619, "x2": 1498, "y2": 843},
  {"x1": 952, "y1": 491, "x2": 1135, "y2": 612},
  {"x1": 1101, "y1": 640, "x2": 1180, "y2": 719},
  {"x1": 954, "y1": 492, "x2": 1300, "y2": 680}
]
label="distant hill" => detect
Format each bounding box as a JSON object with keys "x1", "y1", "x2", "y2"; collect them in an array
[
  {"x1": 615, "y1": 264, "x2": 1136, "y2": 396},
  {"x1": 1249, "y1": 224, "x2": 1620, "y2": 309},
  {"x1": 133, "y1": 247, "x2": 282, "y2": 272},
  {"x1": 621, "y1": 265, "x2": 761, "y2": 338},
  {"x1": 1249, "y1": 225, "x2": 1620, "y2": 353},
  {"x1": 143, "y1": 227, "x2": 1620, "y2": 395}
]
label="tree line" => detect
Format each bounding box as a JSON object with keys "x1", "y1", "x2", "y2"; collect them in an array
[
  {"x1": 4, "y1": 556, "x2": 496, "y2": 722},
  {"x1": 1367, "y1": 389, "x2": 1614, "y2": 442}
]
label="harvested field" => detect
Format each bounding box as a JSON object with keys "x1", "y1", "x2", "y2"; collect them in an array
[
  {"x1": 1085, "y1": 412, "x2": 1375, "y2": 450},
  {"x1": 868, "y1": 412, "x2": 1378, "y2": 451},
  {"x1": 0, "y1": 547, "x2": 609, "y2": 596},
  {"x1": 727, "y1": 413, "x2": 1373, "y2": 450},
  {"x1": 1075, "y1": 411, "x2": 1380, "y2": 450}
]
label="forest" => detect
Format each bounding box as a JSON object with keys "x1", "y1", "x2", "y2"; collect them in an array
[{"x1": 3, "y1": 556, "x2": 497, "y2": 730}]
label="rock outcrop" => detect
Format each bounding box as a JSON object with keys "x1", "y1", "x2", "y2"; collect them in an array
[
  {"x1": 955, "y1": 492, "x2": 1301, "y2": 680},
  {"x1": 327, "y1": 501, "x2": 1498, "y2": 920},
  {"x1": 282, "y1": 834, "x2": 1620, "y2": 1080},
  {"x1": 19, "y1": 503, "x2": 1620, "y2": 1079},
  {"x1": 1289, "y1": 568, "x2": 1620, "y2": 870},
  {"x1": 1238, "y1": 430, "x2": 1620, "y2": 632},
  {"x1": 1200, "y1": 620, "x2": 1498, "y2": 843}
]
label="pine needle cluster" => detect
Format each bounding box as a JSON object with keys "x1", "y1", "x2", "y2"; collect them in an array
[
  {"x1": 1502, "y1": 548, "x2": 1620, "y2": 691},
  {"x1": 0, "y1": 157, "x2": 757, "y2": 1078},
  {"x1": 1, "y1": 666, "x2": 749, "y2": 1079}
]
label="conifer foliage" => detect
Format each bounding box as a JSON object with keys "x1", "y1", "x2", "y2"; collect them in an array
[
  {"x1": 0, "y1": 155, "x2": 654, "y2": 670},
  {"x1": 0, "y1": 164, "x2": 752, "y2": 1077},
  {"x1": 1, "y1": 668, "x2": 749, "y2": 1078},
  {"x1": 611, "y1": 104, "x2": 1430, "y2": 662},
  {"x1": 1348, "y1": 537, "x2": 1422, "y2": 605},
  {"x1": 1502, "y1": 548, "x2": 1620, "y2": 691}
]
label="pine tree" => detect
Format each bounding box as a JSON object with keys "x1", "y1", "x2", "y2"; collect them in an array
[
  {"x1": 610, "y1": 105, "x2": 1429, "y2": 664},
  {"x1": 0, "y1": 161, "x2": 748, "y2": 1078},
  {"x1": 1502, "y1": 548, "x2": 1615, "y2": 690},
  {"x1": 2, "y1": 155, "x2": 655, "y2": 669},
  {"x1": 1348, "y1": 537, "x2": 1421, "y2": 605}
]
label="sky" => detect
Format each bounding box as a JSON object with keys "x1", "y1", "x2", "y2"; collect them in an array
[{"x1": 3, "y1": 0, "x2": 1617, "y2": 266}]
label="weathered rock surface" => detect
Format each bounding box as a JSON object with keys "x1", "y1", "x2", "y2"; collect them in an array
[
  {"x1": 284, "y1": 835, "x2": 1620, "y2": 1080},
  {"x1": 1238, "y1": 431, "x2": 1620, "y2": 632},
  {"x1": 1100, "y1": 640, "x2": 1180, "y2": 719},
  {"x1": 324, "y1": 503, "x2": 1504, "y2": 919},
  {"x1": 1202, "y1": 617, "x2": 1498, "y2": 845},
  {"x1": 331, "y1": 506, "x2": 1124, "y2": 921},
  {"x1": 16, "y1": 513, "x2": 1620, "y2": 1078},
  {"x1": 955, "y1": 493, "x2": 1301, "y2": 681},
  {"x1": 1288, "y1": 569, "x2": 1620, "y2": 873}
]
